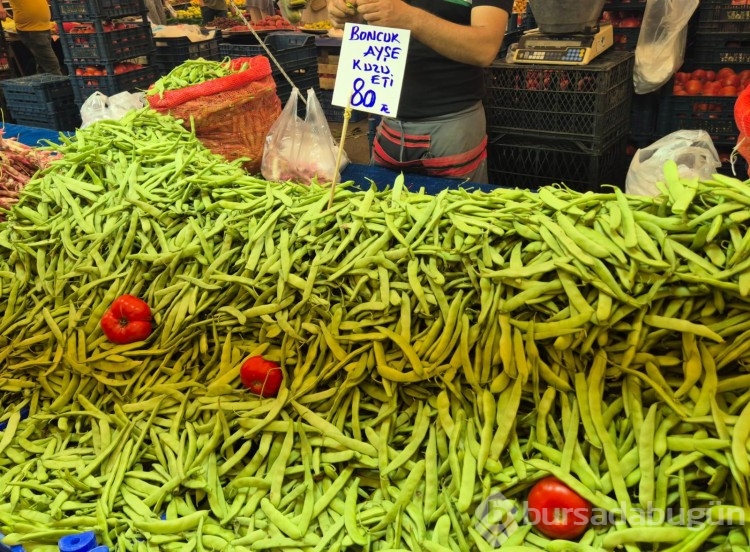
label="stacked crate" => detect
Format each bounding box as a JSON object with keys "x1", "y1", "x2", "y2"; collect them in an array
[
  {"x1": 483, "y1": 50, "x2": 635, "y2": 191},
  {"x1": 154, "y1": 31, "x2": 223, "y2": 73},
  {"x1": 0, "y1": 73, "x2": 79, "y2": 130},
  {"x1": 603, "y1": 0, "x2": 657, "y2": 149},
  {"x1": 49, "y1": 0, "x2": 160, "y2": 106},
  {"x1": 220, "y1": 32, "x2": 319, "y2": 115},
  {"x1": 0, "y1": 26, "x2": 15, "y2": 122},
  {"x1": 656, "y1": 0, "x2": 749, "y2": 176},
  {"x1": 603, "y1": 1, "x2": 646, "y2": 53}
]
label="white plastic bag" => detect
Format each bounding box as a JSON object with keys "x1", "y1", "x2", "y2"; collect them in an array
[
  {"x1": 625, "y1": 130, "x2": 721, "y2": 196},
  {"x1": 633, "y1": 0, "x2": 699, "y2": 94},
  {"x1": 80, "y1": 91, "x2": 146, "y2": 129},
  {"x1": 261, "y1": 87, "x2": 349, "y2": 185}
]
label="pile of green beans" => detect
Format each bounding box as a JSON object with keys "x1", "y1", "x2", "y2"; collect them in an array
[
  {"x1": 1, "y1": 108, "x2": 750, "y2": 550},
  {"x1": 146, "y1": 58, "x2": 238, "y2": 98}
]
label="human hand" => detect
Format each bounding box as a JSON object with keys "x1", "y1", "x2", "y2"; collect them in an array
[
  {"x1": 355, "y1": 0, "x2": 411, "y2": 28},
  {"x1": 0, "y1": 7, "x2": 7, "y2": 21},
  {"x1": 328, "y1": 0, "x2": 359, "y2": 28}
]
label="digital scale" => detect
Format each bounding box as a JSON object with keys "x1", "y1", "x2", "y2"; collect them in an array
[{"x1": 512, "y1": 22, "x2": 613, "y2": 66}]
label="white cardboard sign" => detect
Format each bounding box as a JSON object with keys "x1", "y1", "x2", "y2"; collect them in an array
[{"x1": 332, "y1": 22, "x2": 410, "y2": 117}]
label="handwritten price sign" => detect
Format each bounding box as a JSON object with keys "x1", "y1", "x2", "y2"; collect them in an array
[{"x1": 332, "y1": 23, "x2": 411, "y2": 117}]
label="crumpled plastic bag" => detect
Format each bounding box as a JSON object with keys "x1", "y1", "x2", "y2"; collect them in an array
[
  {"x1": 634, "y1": 0, "x2": 699, "y2": 94},
  {"x1": 261, "y1": 87, "x2": 349, "y2": 185},
  {"x1": 80, "y1": 91, "x2": 146, "y2": 129},
  {"x1": 625, "y1": 130, "x2": 721, "y2": 196}
]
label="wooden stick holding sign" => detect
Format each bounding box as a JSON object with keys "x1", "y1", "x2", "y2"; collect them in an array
[
  {"x1": 328, "y1": 93, "x2": 353, "y2": 209},
  {"x1": 326, "y1": 22, "x2": 410, "y2": 205}
]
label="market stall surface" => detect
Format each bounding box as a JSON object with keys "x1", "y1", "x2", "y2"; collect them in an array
[{"x1": 1, "y1": 109, "x2": 750, "y2": 552}]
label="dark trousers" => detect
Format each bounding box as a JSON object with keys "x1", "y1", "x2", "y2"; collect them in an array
[
  {"x1": 200, "y1": 7, "x2": 228, "y2": 25},
  {"x1": 16, "y1": 29, "x2": 62, "y2": 75}
]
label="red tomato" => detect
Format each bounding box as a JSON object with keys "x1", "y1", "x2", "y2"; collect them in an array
[
  {"x1": 527, "y1": 477, "x2": 592, "y2": 540},
  {"x1": 619, "y1": 17, "x2": 641, "y2": 27},
  {"x1": 706, "y1": 70, "x2": 716, "y2": 82},
  {"x1": 722, "y1": 75, "x2": 741, "y2": 88},
  {"x1": 703, "y1": 81, "x2": 722, "y2": 95},
  {"x1": 684, "y1": 79, "x2": 703, "y2": 95},
  {"x1": 100, "y1": 295, "x2": 152, "y2": 344},
  {"x1": 739, "y1": 69, "x2": 750, "y2": 82},
  {"x1": 674, "y1": 71, "x2": 689, "y2": 84},
  {"x1": 240, "y1": 356, "x2": 283, "y2": 397},
  {"x1": 720, "y1": 86, "x2": 738, "y2": 96},
  {"x1": 717, "y1": 67, "x2": 736, "y2": 80},
  {"x1": 691, "y1": 69, "x2": 707, "y2": 82}
]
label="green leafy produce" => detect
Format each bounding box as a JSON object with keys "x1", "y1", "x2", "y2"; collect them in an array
[{"x1": 2, "y1": 109, "x2": 750, "y2": 550}]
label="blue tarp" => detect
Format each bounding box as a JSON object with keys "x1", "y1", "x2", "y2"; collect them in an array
[
  {"x1": 1, "y1": 123, "x2": 69, "y2": 148},
  {"x1": 2, "y1": 122, "x2": 500, "y2": 193},
  {"x1": 341, "y1": 163, "x2": 502, "y2": 194}
]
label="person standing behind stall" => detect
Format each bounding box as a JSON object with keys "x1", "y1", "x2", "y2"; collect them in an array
[
  {"x1": 0, "y1": 0, "x2": 63, "y2": 75},
  {"x1": 328, "y1": 0, "x2": 511, "y2": 183},
  {"x1": 200, "y1": 0, "x2": 228, "y2": 25}
]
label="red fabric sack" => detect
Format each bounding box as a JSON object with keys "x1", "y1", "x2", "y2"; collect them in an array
[{"x1": 148, "y1": 56, "x2": 281, "y2": 173}]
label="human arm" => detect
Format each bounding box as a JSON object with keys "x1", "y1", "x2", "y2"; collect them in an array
[
  {"x1": 0, "y1": 5, "x2": 7, "y2": 20},
  {"x1": 353, "y1": 0, "x2": 509, "y2": 67}
]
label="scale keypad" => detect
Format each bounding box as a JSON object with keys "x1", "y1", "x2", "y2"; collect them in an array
[{"x1": 517, "y1": 47, "x2": 586, "y2": 63}]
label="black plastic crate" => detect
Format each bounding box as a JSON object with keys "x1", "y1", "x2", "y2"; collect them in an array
[
  {"x1": 487, "y1": 134, "x2": 629, "y2": 192},
  {"x1": 155, "y1": 34, "x2": 222, "y2": 72},
  {"x1": 696, "y1": 0, "x2": 750, "y2": 33},
  {"x1": 318, "y1": 90, "x2": 366, "y2": 123},
  {"x1": 59, "y1": 21, "x2": 154, "y2": 62},
  {"x1": 0, "y1": 73, "x2": 74, "y2": 106},
  {"x1": 70, "y1": 64, "x2": 160, "y2": 105},
  {"x1": 483, "y1": 50, "x2": 634, "y2": 148},
  {"x1": 219, "y1": 32, "x2": 317, "y2": 75},
  {"x1": 630, "y1": 91, "x2": 659, "y2": 145},
  {"x1": 50, "y1": 0, "x2": 145, "y2": 21},
  {"x1": 690, "y1": 32, "x2": 750, "y2": 66},
  {"x1": 657, "y1": 94, "x2": 740, "y2": 147},
  {"x1": 8, "y1": 102, "x2": 81, "y2": 131},
  {"x1": 612, "y1": 26, "x2": 641, "y2": 51}
]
